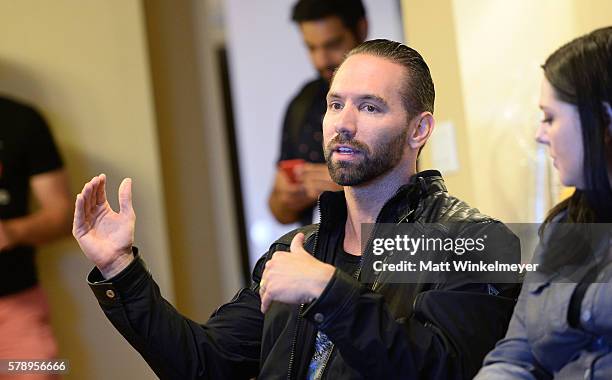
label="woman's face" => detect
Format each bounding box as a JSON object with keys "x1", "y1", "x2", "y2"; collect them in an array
[{"x1": 536, "y1": 77, "x2": 585, "y2": 188}]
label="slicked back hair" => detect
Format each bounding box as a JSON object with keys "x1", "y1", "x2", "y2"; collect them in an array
[{"x1": 343, "y1": 39, "x2": 435, "y2": 119}]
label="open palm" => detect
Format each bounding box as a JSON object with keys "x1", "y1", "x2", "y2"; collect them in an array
[{"x1": 73, "y1": 174, "x2": 135, "y2": 277}]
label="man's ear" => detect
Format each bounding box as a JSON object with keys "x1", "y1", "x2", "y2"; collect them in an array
[
  {"x1": 408, "y1": 112, "x2": 435, "y2": 150},
  {"x1": 356, "y1": 18, "x2": 368, "y2": 43}
]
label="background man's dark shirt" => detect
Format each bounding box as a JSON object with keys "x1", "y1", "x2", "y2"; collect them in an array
[
  {"x1": 0, "y1": 97, "x2": 63, "y2": 296},
  {"x1": 278, "y1": 78, "x2": 328, "y2": 225}
]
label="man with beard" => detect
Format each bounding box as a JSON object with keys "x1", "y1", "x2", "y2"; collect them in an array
[
  {"x1": 74, "y1": 40, "x2": 521, "y2": 379},
  {"x1": 269, "y1": 0, "x2": 367, "y2": 225}
]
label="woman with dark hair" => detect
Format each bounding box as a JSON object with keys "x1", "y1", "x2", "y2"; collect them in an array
[{"x1": 476, "y1": 26, "x2": 612, "y2": 379}]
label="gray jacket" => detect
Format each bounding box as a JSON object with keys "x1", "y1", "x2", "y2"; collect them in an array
[{"x1": 475, "y1": 222, "x2": 612, "y2": 380}]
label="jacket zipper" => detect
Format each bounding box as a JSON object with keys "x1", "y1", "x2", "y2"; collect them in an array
[
  {"x1": 317, "y1": 198, "x2": 413, "y2": 378},
  {"x1": 357, "y1": 188, "x2": 416, "y2": 281},
  {"x1": 371, "y1": 218, "x2": 412, "y2": 291},
  {"x1": 313, "y1": 222, "x2": 382, "y2": 379},
  {"x1": 287, "y1": 200, "x2": 322, "y2": 380},
  {"x1": 315, "y1": 343, "x2": 335, "y2": 380},
  {"x1": 291, "y1": 185, "x2": 419, "y2": 379},
  {"x1": 286, "y1": 304, "x2": 303, "y2": 380}
]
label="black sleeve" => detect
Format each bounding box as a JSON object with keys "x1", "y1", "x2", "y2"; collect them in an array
[
  {"x1": 301, "y1": 222, "x2": 520, "y2": 379},
  {"x1": 88, "y1": 249, "x2": 266, "y2": 380},
  {"x1": 23, "y1": 106, "x2": 63, "y2": 175}
]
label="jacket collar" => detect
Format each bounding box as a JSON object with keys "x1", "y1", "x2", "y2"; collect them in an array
[{"x1": 318, "y1": 170, "x2": 447, "y2": 230}]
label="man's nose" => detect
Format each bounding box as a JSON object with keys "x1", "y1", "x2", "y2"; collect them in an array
[
  {"x1": 313, "y1": 49, "x2": 332, "y2": 71},
  {"x1": 334, "y1": 105, "x2": 357, "y2": 138}
]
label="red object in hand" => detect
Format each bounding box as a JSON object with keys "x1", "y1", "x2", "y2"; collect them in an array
[{"x1": 279, "y1": 159, "x2": 305, "y2": 184}]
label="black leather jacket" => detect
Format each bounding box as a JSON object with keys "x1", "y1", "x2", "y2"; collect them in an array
[{"x1": 88, "y1": 170, "x2": 521, "y2": 379}]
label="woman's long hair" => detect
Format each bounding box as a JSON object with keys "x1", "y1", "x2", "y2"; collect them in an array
[
  {"x1": 539, "y1": 27, "x2": 612, "y2": 273},
  {"x1": 542, "y1": 26, "x2": 612, "y2": 225}
]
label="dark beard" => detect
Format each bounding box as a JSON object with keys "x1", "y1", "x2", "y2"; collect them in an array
[
  {"x1": 324, "y1": 128, "x2": 409, "y2": 186},
  {"x1": 320, "y1": 64, "x2": 338, "y2": 82}
]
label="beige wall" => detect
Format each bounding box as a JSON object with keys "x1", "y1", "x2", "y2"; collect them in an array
[
  {"x1": 402, "y1": 0, "x2": 612, "y2": 222},
  {"x1": 143, "y1": 0, "x2": 242, "y2": 320},
  {"x1": 401, "y1": 0, "x2": 476, "y2": 207},
  {"x1": 0, "y1": 1, "x2": 172, "y2": 379}
]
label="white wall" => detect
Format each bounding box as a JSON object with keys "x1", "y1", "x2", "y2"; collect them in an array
[{"x1": 225, "y1": 0, "x2": 404, "y2": 266}]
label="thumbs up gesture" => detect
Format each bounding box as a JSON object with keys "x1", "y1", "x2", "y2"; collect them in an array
[{"x1": 259, "y1": 233, "x2": 335, "y2": 313}]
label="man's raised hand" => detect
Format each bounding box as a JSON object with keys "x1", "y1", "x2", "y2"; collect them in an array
[{"x1": 73, "y1": 174, "x2": 135, "y2": 279}]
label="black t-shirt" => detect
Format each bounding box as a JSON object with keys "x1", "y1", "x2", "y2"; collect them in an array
[
  {"x1": 333, "y1": 229, "x2": 361, "y2": 278},
  {"x1": 278, "y1": 78, "x2": 328, "y2": 164},
  {"x1": 278, "y1": 78, "x2": 328, "y2": 226},
  {"x1": 0, "y1": 97, "x2": 63, "y2": 296}
]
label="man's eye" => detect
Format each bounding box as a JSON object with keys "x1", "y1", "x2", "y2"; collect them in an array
[
  {"x1": 329, "y1": 102, "x2": 343, "y2": 110},
  {"x1": 362, "y1": 104, "x2": 379, "y2": 113}
]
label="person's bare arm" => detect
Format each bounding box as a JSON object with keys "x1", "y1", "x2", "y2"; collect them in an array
[
  {"x1": 268, "y1": 169, "x2": 315, "y2": 224},
  {"x1": 0, "y1": 169, "x2": 72, "y2": 251}
]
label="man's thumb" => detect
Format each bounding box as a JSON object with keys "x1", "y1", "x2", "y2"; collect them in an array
[
  {"x1": 118, "y1": 178, "x2": 134, "y2": 215},
  {"x1": 290, "y1": 232, "x2": 305, "y2": 253}
]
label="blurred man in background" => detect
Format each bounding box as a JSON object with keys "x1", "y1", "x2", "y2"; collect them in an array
[
  {"x1": 0, "y1": 97, "x2": 72, "y2": 380},
  {"x1": 269, "y1": 0, "x2": 368, "y2": 225}
]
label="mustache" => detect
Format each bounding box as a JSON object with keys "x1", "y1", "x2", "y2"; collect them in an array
[{"x1": 325, "y1": 135, "x2": 371, "y2": 154}]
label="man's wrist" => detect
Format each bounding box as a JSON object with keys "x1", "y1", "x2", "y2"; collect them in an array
[
  {"x1": 310, "y1": 264, "x2": 336, "y2": 299},
  {"x1": 99, "y1": 248, "x2": 135, "y2": 279}
]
